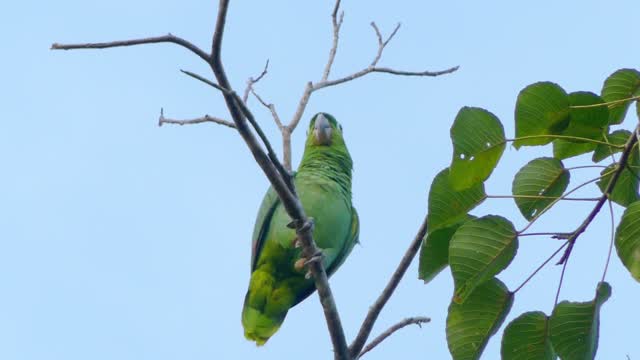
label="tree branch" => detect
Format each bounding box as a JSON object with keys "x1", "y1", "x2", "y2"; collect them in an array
[
  {"x1": 357, "y1": 316, "x2": 431, "y2": 359},
  {"x1": 242, "y1": 59, "x2": 270, "y2": 103},
  {"x1": 51, "y1": 34, "x2": 211, "y2": 64},
  {"x1": 208, "y1": 1, "x2": 349, "y2": 359},
  {"x1": 251, "y1": 88, "x2": 284, "y2": 130},
  {"x1": 287, "y1": 19, "x2": 459, "y2": 135},
  {"x1": 158, "y1": 109, "x2": 236, "y2": 128},
  {"x1": 557, "y1": 126, "x2": 639, "y2": 265},
  {"x1": 322, "y1": 0, "x2": 344, "y2": 81},
  {"x1": 180, "y1": 69, "x2": 229, "y2": 93},
  {"x1": 349, "y1": 215, "x2": 428, "y2": 358}
]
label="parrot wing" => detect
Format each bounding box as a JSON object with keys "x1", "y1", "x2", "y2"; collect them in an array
[{"x1": 250, "y1": 184, "x2": 280, "y2": 270}]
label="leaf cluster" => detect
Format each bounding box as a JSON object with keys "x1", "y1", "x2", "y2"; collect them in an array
[{"x1": 419, "y1": 68, "x2": 640, "y2": 359}]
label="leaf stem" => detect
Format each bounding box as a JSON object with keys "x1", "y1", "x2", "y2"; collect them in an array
[
  {"x1": 506, "y1": 135, "x2": 626, "y2": 148},
  {"x1": 570, "y1": 95, "x2": 640, "y2": 109},
  {"x1": 513, "y1": 241, "x2": 569, "y2": 294},
  {"x1": 487, "y1": 194, "x2": 599, "y2": 201}
]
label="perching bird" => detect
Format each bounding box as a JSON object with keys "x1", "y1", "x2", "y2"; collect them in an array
[{"x1": 242, "y1": 113, "x2": 359, "y2": 345}]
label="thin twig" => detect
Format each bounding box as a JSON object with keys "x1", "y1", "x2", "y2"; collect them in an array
[
  {"x1": 287, "y1": 16, "x2": 458, "y2": 134},
  {"x1": 357, "y1": 317, "x2": 431, "y2": 359},
  {"x1": 231, "y1": 92, "x2": 293, "y2": 191},
  {"x1": 349, "y1": 216, "x2": 428, "y2": 358},
  {"x1": 557, "y1": 127, "x2": 639, "y2": 264},
  {"x1": 486, "y1": 194, "x2": 599, "y2": 201},
  {"x1": 180, "y1": 69, "x2": 228, "y2": 93},
  {"x1": 513, "y1": 241, "x2": 569, "y2": 293},
  {"x1": 517, "y1": 169, "x2": 617, "y2": 234},
  {"x1": 209, "y1": 2, "x2": 348, "y2": 359},
  {"x1": 566, "y1": 165, "x2": 608, "y2": 171},
  {"x1": 322, "y1": 0, "x2": 344, "y2": 81},
  {"x1": 369, "y1": 22, "x2": 401, "y2": 67},
  {"x1": 251, "y1": 89, "x2": 284, "y2": 129},
  {"x1": 519, "y1": 232, "x2": 573, "y2": 238},
  {"x1": 315, "y1": 65, "x2": 460, "y2": 91},
  {"x1": 158, "y1": 109, "x2": 236, "y2": 128},
  {"x1": 242, "y1": 59, "x2": 269, "y2": 103},
  {"x1": 51, "y1": 34, "x2": 211, "y2": 64},
  {"x1": 570, "y1": 95, "x2": 640, "y2": 109},
  {"x1": 601, "y1": 200, "x2": 615, "y2": 282},
  {"x1": 554, "y1": 249, "x2": 571, "y2": 306}
]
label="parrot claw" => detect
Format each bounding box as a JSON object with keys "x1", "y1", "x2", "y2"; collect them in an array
[
  {"x1": 294, "y1": 258, "x2": 306, "y2": 271},
  {"x1": 299, "y1": 218, "x2": 315, "y2": 232},
  {"x1": 293, "y1": 249, "x2": 324, "y2": 272},
  {"x1": 304, "y1": 252, "x2": 324, "y2": 266}
]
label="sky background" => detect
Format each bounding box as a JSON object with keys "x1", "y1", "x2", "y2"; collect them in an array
[{"x1": 3, "y1": 1, "x2": 640, "y2": 359}]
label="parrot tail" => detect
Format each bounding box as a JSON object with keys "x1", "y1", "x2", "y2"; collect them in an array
[{"x1": 241, "y1": 268, "x2": 293, "y2": 345}]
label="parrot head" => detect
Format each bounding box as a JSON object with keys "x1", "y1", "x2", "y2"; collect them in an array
[{"x1": 306, "y1": 112, "x2": 346, "y2": 147}]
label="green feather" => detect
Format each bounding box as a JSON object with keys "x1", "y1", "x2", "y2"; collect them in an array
[{"x1": 242, "y1": 113, "x2": 359, "y2": 345}]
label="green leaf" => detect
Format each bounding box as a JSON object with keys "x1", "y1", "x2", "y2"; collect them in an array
[
  {"x1": 566, "y1": 91, "x2": 609, "y2": 132},
  {"x1": 553, "y1": 92, "x2": 608, "y2": 159},
  {"x1": 428, "y1": 168, "x2": 486, "y2": 231},
  {"x1": 450, "y1": 215, "x2": 518, "y2": 303},
  {"x1": 450, "y1": 107, "x2": 506, "y2": 190},
  {"x1": 592, "y1": 130, "x2": 631, "y2": 163},
  {"x1": 597, "y1": 149, "x2": 639, "y2": 207},
  {"x1": 614, "y1": 201, "x2": 640, "y2": 281},
  {"x1": 550, "y1": 282, "x2": 611, "y2": 360},
  {"x1": 601, "y1": 68, "x2": 640, "y2": 125},
  {"x1": 512, "y1": 157, "x2": 570, "y2": 220},
  {"x1": 514, "y1": 82, "x2": 570, "y2": 148},
  {"x1": 447, "y1": 278, "x2": 513, "y2": 360},
  {"x1": 419, "y1": 218, "x2": 473, "y2": 283},
  {"x1": 553, "y1": 140, "x2": 597, "y2": 160},
  {"x1": 501, "y1": 311, "x2": 556, "y2": 360}
]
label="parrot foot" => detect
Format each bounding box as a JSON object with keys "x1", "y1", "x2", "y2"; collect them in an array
[
  {"x1": 293, "y1": 249, "x2": 324, "y2": 274},
  {"x1": 304, "y1": 251, "x2": 324, "y2": 266},
  {"x1": 287, "y1": 218, "x2": 314, "y2": 231}
]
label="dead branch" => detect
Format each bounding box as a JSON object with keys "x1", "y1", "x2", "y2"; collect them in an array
[
  {"x1": 349, "y1": 215, "x2": 429, "y2": 358},
  {"x1": 357, "y1": 316, "x2": 431, "y2": 358},
  {"x1": 51, "y1": 33, "x2": 211, "y2": 64},
  {"x1": 158, "y1": 110, "x2": 235, "y2": 128}
]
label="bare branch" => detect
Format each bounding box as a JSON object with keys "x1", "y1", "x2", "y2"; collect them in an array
[
  {"x1": 322, "y1": 0, "x2": 345, "y2": 81},
  {"x1": 158, "y1": 109, "x2": 236, "y2": 129},
  {"x1": 557, "y1": 126, "x2": 639, "y2": 265},
  {"x1": 369, "y1": 22, "x2": 400, "y2": 67},
  {"x1": 601, "y1": 199, "x2": 615, "y2": 282},
  {"x1": 180, "y1": 69, "x2": 229, "y2": 93},
  {"x1": 288, "y1": 82, "x2": 315, "y2": 133},
  {"x1": 230, "y1": 92, "x2": 292, "y2": 190},
  {"x1": 242, "y1": 59, "x2": 270, "y2": 103},
  {"x1": 512, "y1": 241, "x2": 569, "y2": 294},
  {"x1": 51, "y1": 33, "x2": 211, "y2": 64},
  {"x1": 209, "y1": 2, "x2": 348, "y2": 359},
  {"x1": 349, "y1": 215, "x2": 429, "y2": 358},
  {"x1": 357, "y1": 317, "x2": 431, "y2": 359},
  {"x1": 251, "y1": 89, "x2": 284, "y2": 129}
]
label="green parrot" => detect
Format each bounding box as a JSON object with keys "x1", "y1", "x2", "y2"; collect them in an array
[{"x1": 242, "y1": 112, "x2": 359, "y2": 345}]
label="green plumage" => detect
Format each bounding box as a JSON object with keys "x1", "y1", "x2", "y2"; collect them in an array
[{"x1": 242, "y1": 113, "x2": 358, "y2": 345}]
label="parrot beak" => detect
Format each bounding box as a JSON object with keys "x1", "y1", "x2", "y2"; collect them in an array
[{"x1": 314, "y1": 113, "x2": 332, "y2": 146}]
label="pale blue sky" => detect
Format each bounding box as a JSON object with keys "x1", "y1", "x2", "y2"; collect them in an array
[{"x1": 2, "y1": 1, "x2": 640, "y2": 359}]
